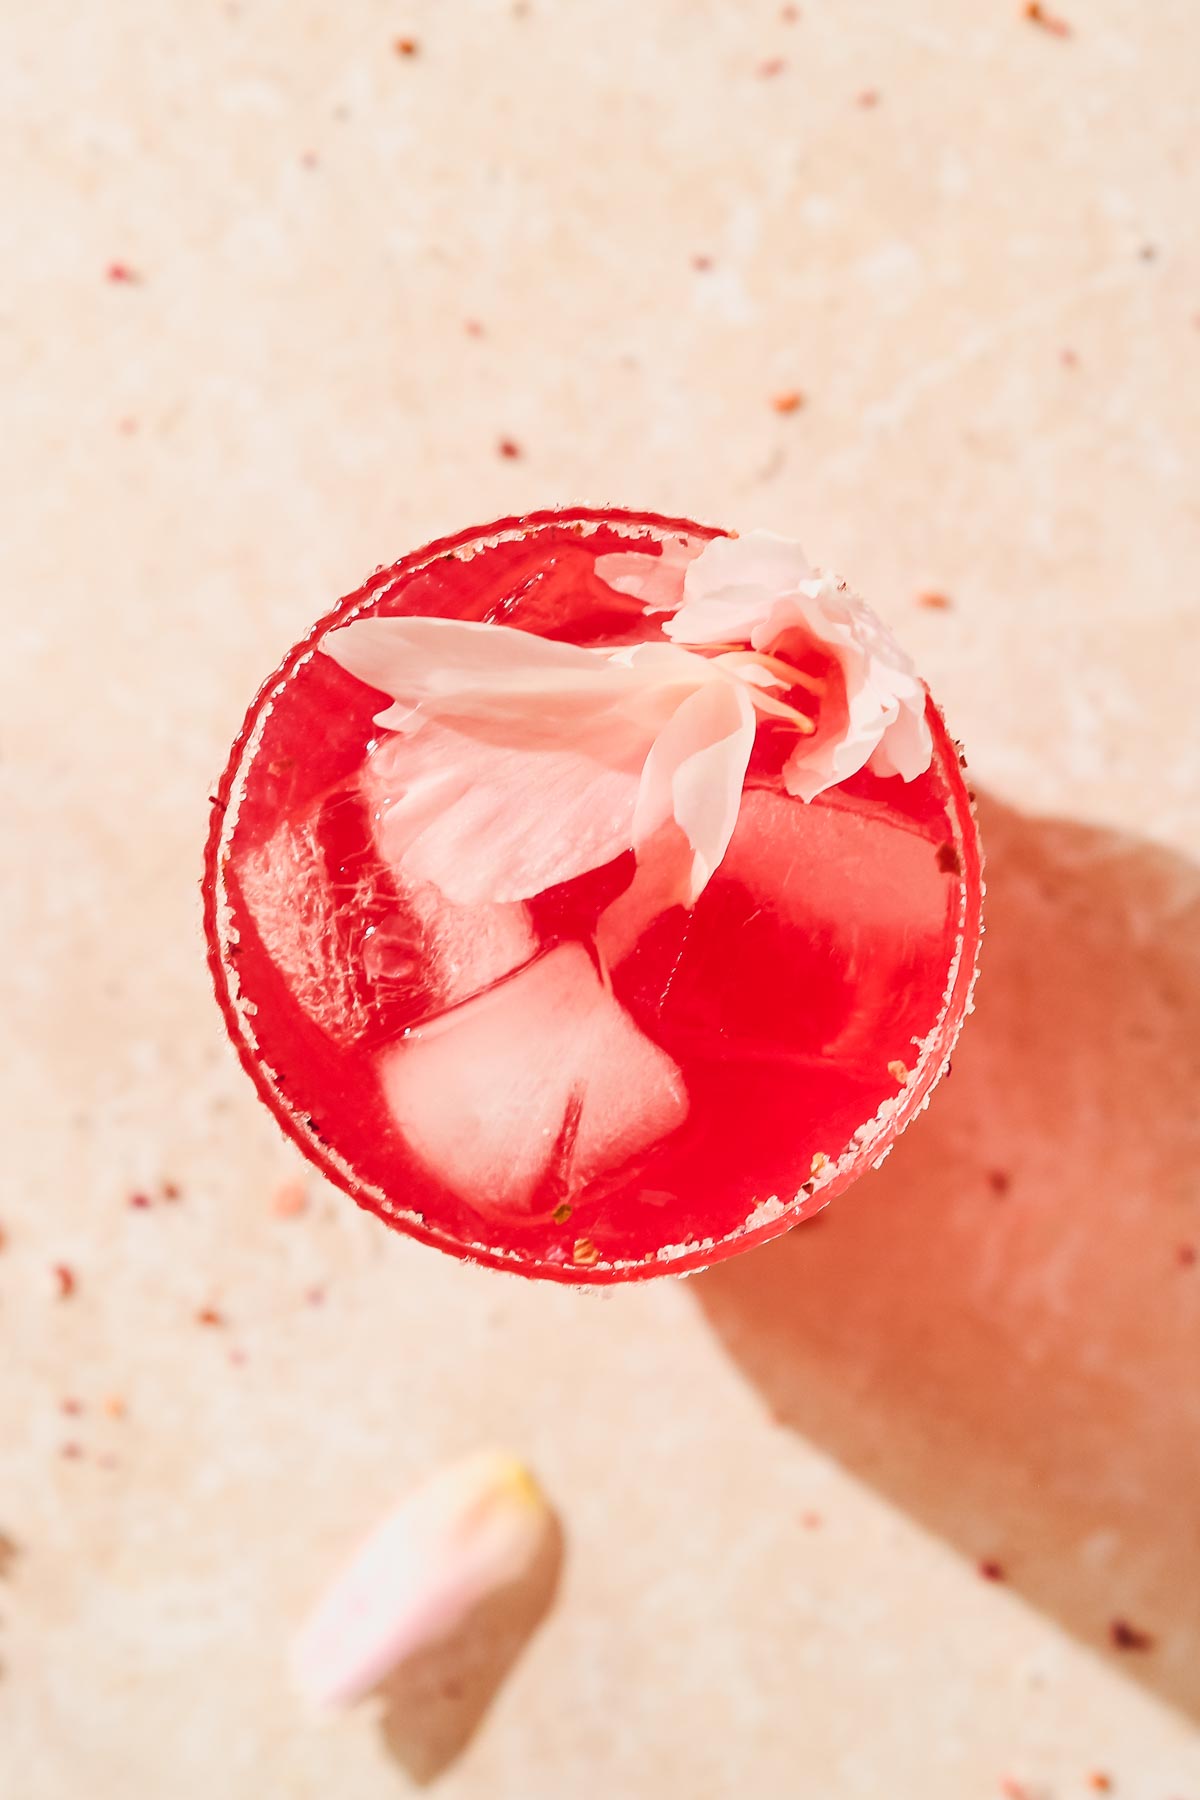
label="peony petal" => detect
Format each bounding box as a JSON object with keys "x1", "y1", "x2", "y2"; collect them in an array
[
  {"x1": 632, "y1": 676, "x2": 757, "y2": 903},
  {"x1": 342, "y1": 621, "x2": 731, "y2": 905},
  {"x1": 362, "y1": 718, "x2": 648, "y2": 906},
  {"x1": 325, "y1": 614, "x2": 652, "y2": 740},
  {"x1": 290, "y1": 1450, "x2": 550, "y2": 1710},
  {"x1": 781, "y1": 635, "x2": 887, "y2": 801},
  {"x1": 740, "y1": 579, "x2": 933, "y2": 803},
  {"x1": 667, "y1": 530, "x2": 814, "y2": 646},
  {"x1": 325, "y1": 539, "x2": 930, "y2": 907},
  {"x1": 869, "y1": 683, "x2": 933, "y2": 780},
  {"x1": 593, "y1": 534, "x2": 704, "y2": 612}
]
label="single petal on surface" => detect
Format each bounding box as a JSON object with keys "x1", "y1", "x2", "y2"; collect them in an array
[
  {"x1": 633, "y1": 677, "x2": 757, "y2": 903},
  {"x1": 290, "y1": 1450, "x2": 551, "y2": 1710},
  {"x1": 666, "y1": 529, "x2": 814, "y2": 645},
  {"x1": 593, "y1": 534, "x2": 704, "y2": 612}
]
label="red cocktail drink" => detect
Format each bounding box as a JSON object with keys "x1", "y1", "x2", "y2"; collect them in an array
[{"x1": 204, "y1": 508, "x2": 981, "y2": 1281}]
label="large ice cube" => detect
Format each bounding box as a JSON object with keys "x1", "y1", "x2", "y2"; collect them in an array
[
  {"x1": 724, "y1": 786, "x2": 946, "y2": 937},
  {"x1": 377, "y1": 943, "x2": 689, "y2": 1218},
  {"x1": 237, "y1": 791, "x2": 536, "y2": 1046},
  {"x1": 614, "y1": 784, "x2": 951, "y2": 1066}
]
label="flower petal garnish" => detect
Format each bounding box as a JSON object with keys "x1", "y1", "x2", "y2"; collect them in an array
[
  {"x1": 290, "y1": 1449, "x2": 550, "y2": 1710},
  {"x1": 330, "y1": 621, "x2": 734, "y2": 906},
  {"x1": 326, "y1": 614, "x2": 652, "y2": 737},
  {"x1": 632, "y1": 676, "x2": 757, "y2": 904},
  {"x1": 665, "y1": 530, "x2": 814, "y2": 645},
  {"x1": 593, "y1": 533, "x2": 704, "y2": 612},
  {"x1": 667, "y1": 531, "x2": 932, "y2": 802},
  {"x1": 323, "y1": 530, "x2": 932, "y2": 911},
  {"x1": 362, "y1": 716, "x2": 647, "y2": 906}
]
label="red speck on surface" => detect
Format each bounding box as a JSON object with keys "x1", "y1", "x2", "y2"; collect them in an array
[
  {"x1": 987, "y1": 1169, "x2": 1012, "y2": 1196},
  {"x1": 228, "y1": 1347, "x2": 248, "y2": 1367},
  {"x1": 1177, "y1": 1243, "x2": 1197, "y2": 1267},
  {"x1": 936, "y1": 841, "x2": 963, "y2": 876},
  {"x1": 52, "y1": 1264, "x2": 76, "y2": 1300},
  {"x1": 300, "y1": 150, "x2": 319, "y2": 170},
  {"x1": 59, "y1": 1442, "x2": 84, "y2": 1461},
  {"x1": 978, "y1": 1558, "x2": 1006, "y2": 1582},
  {"x1": 999, "y1": 1779, "x2": 1029, "y2": 1800},
  {"x1": 758, "y1": 57, "x2": 786, "y2": 77},
  {"x1": 394, "y1": 36, "x2": 419, "y2": 55},
  {"x1": 160, "y1": 1180, "x2": 182, "y2": 1201},
  {"x1": 102, "y1": 1394, "x2": 127, "y2": 1420},
  {"x1": 1060, "y1": 347, "x2": 1080, "y2": 367},
  {"x1": 1086, "y1": 1775, "x2": 1113, "y2": 1794},
  {"x1": 1023, "y1": 0, "x2": 1071, "y2": 33},
  {"x1": 691, "y1": 253, "x2": 713, "y2": 271},
  {"x1": 304, "y1": 1285, "x2": 326, "y2": 1306},
  {"x1": 60, "y1": 1398, "x2": 84, "y2": 1417},
  {"x1": 497, "y1": 438, "x2": 522, "y2": 459},
  {"x1": 196, "y1": 1307, "x2": 224, "y2": 1328},
  {"x1": 856, "y1": 88, "x2": 880, "y2": 107},
  {"x1": 918, "y1": 590, "x2": 953, "y2": 610},
  {"x1": 105, "y1": 262, "x2": 140, "y2": 284},
  {"x1": 464, "y1": 319, "x2": 485, "y2": 337},
  {"x1": 800, "y1": 1510, "x2": 823, "y2": 1529},
  {"x1": 771, "y1": 390, "x2": 805, "y2": 414},
  {"x1": 128, "y1": 1191, "x2": 151, "y2": 1209},
  {"x1": 271, "y1": 1178, "x2": 308, "y2": 1219},
  {"x1": 117, "y1": 416, "x2": 139, "y2": 436},
  {"x1": 1109, "y1": 1617, "x2": 1154, "y2": 1651},
  {"x1": 781, "y1": 3, "x2": 800, "y2": 17}
]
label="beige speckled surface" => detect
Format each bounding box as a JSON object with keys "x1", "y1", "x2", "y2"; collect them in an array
[{"x1": 3, "y1": 2, "x2": 1199, "y2": 1795}]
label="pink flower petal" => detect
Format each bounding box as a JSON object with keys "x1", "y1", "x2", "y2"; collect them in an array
[
  {"x1": 771, "y1": 581, "x2": 932, "y2": 799},
  {"x1": 362, "y1": 718, "x2": 646, "y2": 906},
  {"x1": 666, "y1": 530, "x2": 814, "y2": 645},
  {"x1": 335, "y1": 619, "x2": 737, "y2": 906},
  {"x1": 593, "y1": 534, "x2": 704, "y2": 612},
  {"x1": 632, "y1": 676, "x2": 757, "y2": 903},
  {"x1": 325, "y1": 614, "x2": 637, "y2": 737},
  {"x1": 290, "y1": 1450, "x2": 550, "y2": 1710},
  {"x1": 669, "y1": 536, "x2": 932, "y2": 802}
]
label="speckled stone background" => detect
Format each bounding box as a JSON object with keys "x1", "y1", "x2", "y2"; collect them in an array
[{"x1": 3, "y1": 2, "x2": 1199, "y2": 1796}]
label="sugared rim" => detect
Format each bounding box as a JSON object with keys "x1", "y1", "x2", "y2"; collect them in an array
[{"x1": 203, "y1": 506, "x2": 984, "y2": 1285}]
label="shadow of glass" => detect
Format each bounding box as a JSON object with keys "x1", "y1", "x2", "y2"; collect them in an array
[
  {"x1": 375, "y1": 1512, "x2": 564, "y2": 1786},
  {"x1": 695, "y1": 794, "x2": 1200, "y2": 1719}
]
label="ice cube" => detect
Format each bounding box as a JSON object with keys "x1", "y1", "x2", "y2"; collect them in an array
[
  {"x1": 409, "y1": 878, "x2": 537, "y2": 1012},
  {"x1": 724, "y1": 785, "x2": 946, "y2": 937},
  {"x1": 238, "y1": 791, "x2": 537, "y2": 1045},
  {"x1": 618, "y1": 784, "x2": 950, "y2": 1065},
  {"x1": 237, "y1": 798, "x2": 383, "y2": 1046},
  {"x1": 377, "y1": 943, "x2": 689, "y2": 1218}
]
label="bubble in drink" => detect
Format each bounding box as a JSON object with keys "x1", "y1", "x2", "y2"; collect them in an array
[{"x1": 204, "y1": 510, "x2": 982, "y2": 1281}]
